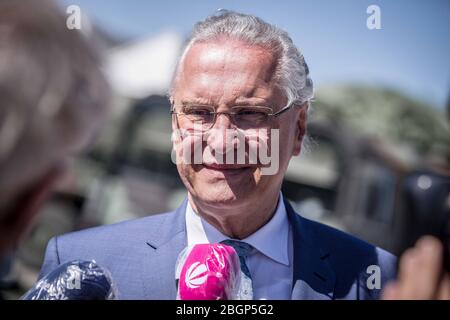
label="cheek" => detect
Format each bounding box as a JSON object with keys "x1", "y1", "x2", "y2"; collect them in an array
[
  {"x1": 173, "y1": 134, "x2": 203, "y2": 165},
  {"x1": 176, "y1": 162, "x2": 199, "y2": 195},
  {"x1": 250, "y1": 167, "x2": 284, "y2": 196}
]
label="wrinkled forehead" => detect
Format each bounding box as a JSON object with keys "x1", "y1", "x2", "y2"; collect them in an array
[
  {"x1": 183, "y1": 40, "x2": 277, "y2": 80},
  {"x1": 174, "y1": 39, "x2": 282, "y2": 104}
]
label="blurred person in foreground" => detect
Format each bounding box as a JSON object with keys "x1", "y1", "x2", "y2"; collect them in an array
[
  {"x1": 38, "y1": 11, "x2": 448, "y2": 300},
  {"x1": 0, "y1": 0, "x2": 109, "y2": 259}
]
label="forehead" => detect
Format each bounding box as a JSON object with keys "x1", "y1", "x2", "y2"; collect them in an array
[{"x1": 175, "y1": 39, "x2": 280, "y2": 103}]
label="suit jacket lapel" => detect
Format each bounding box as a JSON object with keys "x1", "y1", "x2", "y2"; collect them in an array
[
  {"x1": 141, "y1": 198, "x2": 188, "y2": 299},
  {"x1": 285, "y1": 199, "x2": 336, "y2": 300}
]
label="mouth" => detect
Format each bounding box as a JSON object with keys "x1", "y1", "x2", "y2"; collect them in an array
[{"x1": 200, "y1": 163, "x2": 254, "y2": 177}]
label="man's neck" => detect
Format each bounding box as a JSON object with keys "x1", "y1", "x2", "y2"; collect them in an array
[{"x1": 188, "y1": 191, "x2": 280, "y2": 239}]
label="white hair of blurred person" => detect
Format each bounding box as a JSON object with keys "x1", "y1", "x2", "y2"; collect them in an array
[
  {"x1": 170, "y1": 10, "x2": 314, "y2": 108},
  {"x1": 0, "y1": 0, "x2": 110, "y2": 223}
]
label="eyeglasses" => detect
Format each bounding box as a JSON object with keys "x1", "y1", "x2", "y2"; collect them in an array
[{"x1": 171, "y1": 102, "x2": 296, "y2": 131}]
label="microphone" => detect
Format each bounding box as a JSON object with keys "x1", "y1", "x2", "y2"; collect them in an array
[
  {"x1": 176, "y1": 244, "x2": 240, "y2": 300},
  {"x1": 22, "y1": 260, "x2": 118, "y2": 300}
]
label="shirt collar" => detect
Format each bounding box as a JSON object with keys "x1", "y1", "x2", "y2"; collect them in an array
[{"x1": 185, "y1": 192, "x2": 290, "y2": 266}]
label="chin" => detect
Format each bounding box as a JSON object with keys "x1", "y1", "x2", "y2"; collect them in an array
[{"x1": 191, "y1": 182, "x2": 251, "y2": 208}]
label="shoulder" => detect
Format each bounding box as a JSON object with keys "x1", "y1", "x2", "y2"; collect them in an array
[
  {"x1": 46, "y1": 209, "x2": 183, "y2": 265},
  {"x1": 302, "y1": 217, "x2": 396, "y2": 263},
  {"x1": 58, "y1": 210, "x2": 177, "y2": 244},
  {"x1": 296, "y1": 215, "x2": 397, "y2": 299}
]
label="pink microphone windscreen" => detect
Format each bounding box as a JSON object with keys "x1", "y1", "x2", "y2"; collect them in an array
[{"x1": 176, "y1": 243, "x2": 240, "y2": 300}]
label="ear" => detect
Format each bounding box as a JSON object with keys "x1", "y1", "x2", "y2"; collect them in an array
[
  {"x1": 171, "y1": 112, "x2": 178, "y2": 131},
  {"x1": 292, "y1": 102, "x2": 309, "y2": 156}
]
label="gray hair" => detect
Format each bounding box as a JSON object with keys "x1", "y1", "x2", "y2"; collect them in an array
[
  {"x1": 0, "y1": 0, "x2": 110, "y2": 213},
  {"x1": 170, "y1": 10, "x2": 314, "y2": 107}
]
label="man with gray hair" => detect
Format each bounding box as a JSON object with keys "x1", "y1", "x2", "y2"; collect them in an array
[
  {"x1": 0, "y1": 0, "x2": 109, "y2": 257},
  {"x1": 39, "y1": 10, "x2": 398, "y2": 300}
]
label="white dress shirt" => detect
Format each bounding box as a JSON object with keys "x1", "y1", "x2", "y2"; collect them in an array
[{"x1": 185, "y1": 193, "x2": 293, "y2": 300}]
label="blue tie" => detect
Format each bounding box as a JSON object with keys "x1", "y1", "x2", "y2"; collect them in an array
[{"x1": 221, "y1": 239, "x2": 253, "y2": 299}]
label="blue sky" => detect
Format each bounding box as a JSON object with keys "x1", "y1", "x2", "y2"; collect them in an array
[{"x1": 60, "y1": 0, "x2": 450, "y2": 109}]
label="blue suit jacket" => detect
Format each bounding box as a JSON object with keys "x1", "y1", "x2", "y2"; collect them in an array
[{"x1": 39, "y1": 198, "x2": 397, "y2": 299}]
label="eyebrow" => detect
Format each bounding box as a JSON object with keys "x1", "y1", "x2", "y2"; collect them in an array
[
  {"x1": 179, "y1": 98, "x2": 212, "y2": 106},
  {"x1": 233, "y1": 98, "x2": 270, "y2": 107},
  {"x1": 179, "y1": 97, "x2": 271, "y2": 107}
]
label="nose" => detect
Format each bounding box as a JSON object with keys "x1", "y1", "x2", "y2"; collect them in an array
[
  {"x1": 207, "y1": 113, "x2": 236, "y2": 156},
  {"x1": 213, "y1": 112, "x2": 234, "y2": 129}
]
